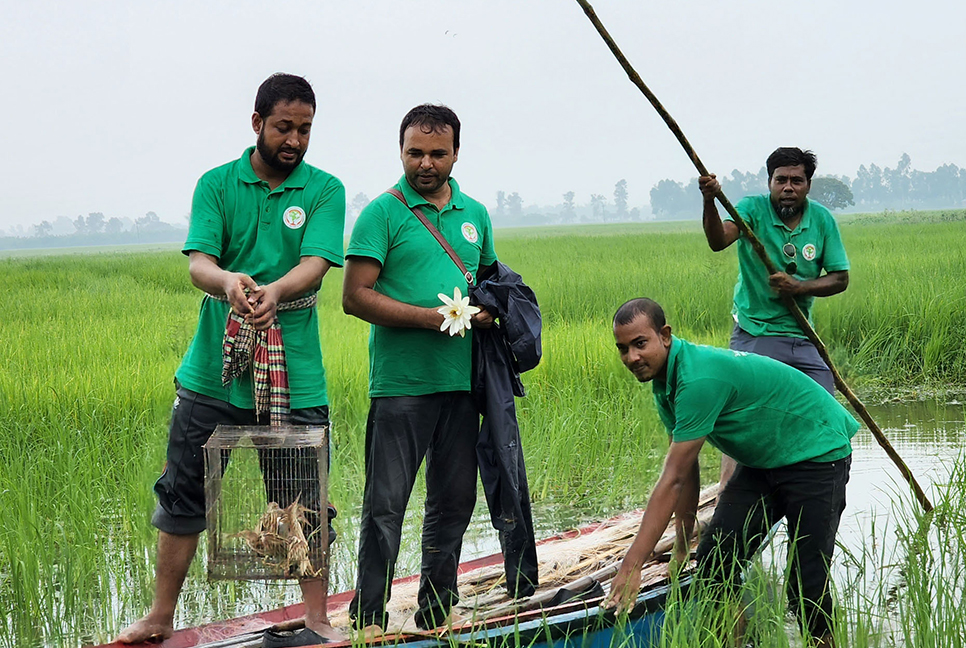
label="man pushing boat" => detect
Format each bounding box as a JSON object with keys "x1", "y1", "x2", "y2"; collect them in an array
[{"x1": 605, "y1": 297, "x2": 858, "y2": 648}]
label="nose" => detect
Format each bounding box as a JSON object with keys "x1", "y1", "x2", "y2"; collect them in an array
[
  {"x1": 419, "y1": 155, "x2": 433, "y2": 169},
  {"x1": 286, "y1": 131, "x2": 301, "y2": 148}
]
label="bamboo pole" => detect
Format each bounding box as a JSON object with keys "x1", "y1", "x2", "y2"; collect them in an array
[{"x1": 574, "y1": 0, "x2": 932, "y2": 513}]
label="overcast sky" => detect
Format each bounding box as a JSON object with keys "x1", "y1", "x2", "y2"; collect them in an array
[{"x1": 2, "y1": 0, "x2": 964, "y2": 230}]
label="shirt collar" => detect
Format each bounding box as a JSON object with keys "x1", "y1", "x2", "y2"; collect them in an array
[
  {"x1": 238, "y1": 146, "x2": 310, "y2": 190},
  {"x1": 397, "y1": 175, "x2": 465, "y2": 211}
]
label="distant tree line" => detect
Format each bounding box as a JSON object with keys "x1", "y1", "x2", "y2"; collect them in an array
[
  {"x1": 0, "y1": 211, "x2": 186, "y2": 250},
  {"x1": 649, "y1": 154, "x2": 966, "y2": 218},
  {"x1": 489, "y1": 179, "x2": 652, "y2": 227}
]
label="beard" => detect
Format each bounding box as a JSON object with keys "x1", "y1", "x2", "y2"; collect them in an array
[
  {"x1": 256, "y1": 132, "x2": 304, "y2": 172},
  {"x1": 773, "y1": 198, "x2": 804, "y2": 221}
]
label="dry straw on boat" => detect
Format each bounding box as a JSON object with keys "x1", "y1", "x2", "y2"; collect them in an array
[{"x1": 233, "y1": 496, "x2": 322, "y2": 579}]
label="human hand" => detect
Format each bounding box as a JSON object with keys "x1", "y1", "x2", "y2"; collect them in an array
[
  {"x1": 471, "y1": 308, "x2": 495, "y2": 329},
  {"x1": 603, "y1": 562, "x2": 641, "y2": 614},
  {"x1": 768, "y1": 272, "x2": 801, "y2": 296},
  {"x1": 223, "y1": 273, "x2": 259, "y2": 317},
  {"x1": 698, "y1": 174, "x2": 720, "y2": 201},
  {"x1": 249, "y1": 284, "x2": 280, "y2": 330},
  {"x1": 437, "y1": 287, "x2": 480, "y2": 337}
]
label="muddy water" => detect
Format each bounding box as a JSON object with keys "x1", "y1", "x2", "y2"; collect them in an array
[{"x1": 838, "y1": 395, "x2": 965, "y2": 561}]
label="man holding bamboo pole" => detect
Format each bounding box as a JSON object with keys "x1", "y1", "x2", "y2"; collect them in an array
[
  {"x1": 607, "y1": 297, "x2": 857, "y2": 647},
  {"x1": 699, "y1": 148, "x2": 850, "y2": 392},
  {"x1": 700, "y1": 148, "x2": 850, "y2": 485}
]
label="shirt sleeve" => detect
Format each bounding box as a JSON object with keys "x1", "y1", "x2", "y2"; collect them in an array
[
  {"x1": 346, "y1": 198, "x2": 390, "y2": 265},
  {"x1": 478, "y1": 208, "x2": 498, "y2": 267},
  {"x1": 669, "y1": 377, "x2": 730, "y2": 442},
  {"x1": 726, "y1": 195, "x2": 757, "y2": 238},
  {"x1": 183, "y1": 172, "x2": 225, "y2": 258},
  {"x1": 300, "y1": 175, "x2": 346, "y2": 267},
  {"x1": 820, "y1": 216, "x2": 850, "y2": 272}
]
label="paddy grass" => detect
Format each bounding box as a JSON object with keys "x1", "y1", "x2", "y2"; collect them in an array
[{"x1": 1, "y1": 211, "x2": 965, "y2": 646}]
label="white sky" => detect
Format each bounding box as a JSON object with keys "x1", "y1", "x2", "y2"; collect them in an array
[{"x1": 2, "y1": 0, "x2": 964, "y2": 229}]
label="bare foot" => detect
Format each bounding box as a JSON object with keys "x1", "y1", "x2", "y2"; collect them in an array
[
  {"x1": 115, "y1": 615, "x2": 173, "y2": 644},
  {"x1": 443, "y1": 611, "x2": 466, "y2": 628},
  {"x1": 303, "y1": 620, "x2": 346, "y2": 643},
  {"x1": 357, "y1": 624, "x2": 384, "y2": 642}
]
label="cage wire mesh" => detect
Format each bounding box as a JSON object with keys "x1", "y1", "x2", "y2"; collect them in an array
[{"x1": 204, "y1": 425, "x2": 329, "y2": 581}]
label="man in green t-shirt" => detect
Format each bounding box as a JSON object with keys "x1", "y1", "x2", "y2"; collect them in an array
[
  {"x1": 343, "y1": 104, "x2": 497, "y2": 632},
  {"x1": 117, "y1": 74, "x2": 346, "y2": 646},
  {"x1": 606, "y1": 298, "x2": 856, "y2": 648},
  {"x1": 699, "y1": 148, "x2": 850, "y2": 484}
]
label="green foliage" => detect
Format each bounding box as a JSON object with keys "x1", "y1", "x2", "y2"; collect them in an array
[
  {"x1": 1, "y1": 215, "x2": 965, "y2": 645},
  {"x1": 811, "y1": 176, "x2": 855, "y2": 210}
]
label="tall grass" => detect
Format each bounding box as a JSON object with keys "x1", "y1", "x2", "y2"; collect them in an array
[{"x1": 1, "y1": 213, "x2": 965, "y2": 646}]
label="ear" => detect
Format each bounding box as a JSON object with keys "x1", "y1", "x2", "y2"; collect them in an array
[
  {"x1": 660, "y1": 324, "x2": 672, "y2": 348},
  {"x1": 252, "y1": 112, "x2": 263, "y2": 135},
  {"x1": 453, "y1": 148, "x2": 459, "y2": 163}
]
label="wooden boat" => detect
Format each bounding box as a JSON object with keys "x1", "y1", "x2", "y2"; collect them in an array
[{"x1": 94, "y1": 488, "x2": 718, "y2": 648}]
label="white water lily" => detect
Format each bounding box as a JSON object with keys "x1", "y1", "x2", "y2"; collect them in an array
[{"x1": 437, "y1": 286, "x2": 481, "y2": 337}]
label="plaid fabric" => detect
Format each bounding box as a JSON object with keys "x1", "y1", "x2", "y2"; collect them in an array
[{"x1": 211, "y1": 293, "x2": 318, "y2": 427}]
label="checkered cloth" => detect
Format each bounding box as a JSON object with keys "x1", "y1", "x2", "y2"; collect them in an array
[{"x1": 209, "y1": 293, "x2": 317, "y2": 427}]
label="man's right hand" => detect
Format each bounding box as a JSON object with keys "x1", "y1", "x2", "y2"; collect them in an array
[{"x1": 698, "y1": 174, "x2": 720, "y2": 201}]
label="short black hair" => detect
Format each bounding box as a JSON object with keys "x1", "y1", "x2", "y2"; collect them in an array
[
  {"x1": 254, "y1": 73, "x2": 316, "y2": 119},
  {"x1": 399, "y1": 104, "x2": 461, "y2": 150},
  {"x1": 767, "y1": 147, "x2": 818, "y2": 181},
  {"x1": 613, "y1": 298, "x2": 667, "y2": 330}
]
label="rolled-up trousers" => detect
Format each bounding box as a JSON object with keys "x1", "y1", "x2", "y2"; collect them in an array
[{"x1": 350, "y1": 392, "x2": 479, "y2": 630}]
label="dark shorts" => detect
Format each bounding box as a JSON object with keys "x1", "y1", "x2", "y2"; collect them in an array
[
  {"x1": 696, "y1": 456, "x2": 851, "y2": 639},
  {"x1": 152, "y1": 382, "x2": 336, "y2": 539},
  {"x1": 730, "y1": 323, "x2": 834, "y2": 394}
]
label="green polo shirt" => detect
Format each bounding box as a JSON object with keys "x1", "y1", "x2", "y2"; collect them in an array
[
  {"x1": 347, "y1": 176, "x2": 497, "y2": 397},
  {"x1": 176, "y1": 147, "x2": 346, "y2": 409},
  {"x1": 725, "y1": 195, "x2": 850, "y2": 338},
  {"x1": 652, "y1": 337, "x2": 857, "y2": 469}
]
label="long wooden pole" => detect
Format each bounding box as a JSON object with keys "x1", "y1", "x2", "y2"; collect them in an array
[{"x1": 574, "y1": 0, "x2": 932, "y2": 513}]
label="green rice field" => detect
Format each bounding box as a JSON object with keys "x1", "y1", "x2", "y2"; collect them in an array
[{"x1": 2, "y1": 211, "x2": 965, "y2": 646}]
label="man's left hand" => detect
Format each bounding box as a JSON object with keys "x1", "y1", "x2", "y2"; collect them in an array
[
  {"x1": 768, "y1": 272, "x2": 801, "y2": 296},
  {"x1": 250, "y1": 284, "x2": 280, "y2": 330},
  {"x1": 471, "y1": 309, "x2": 495, "y2": 329}
]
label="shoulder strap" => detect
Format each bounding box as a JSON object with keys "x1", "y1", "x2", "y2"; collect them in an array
[{"x1": 386, "y1": 188, "x2": 474, "y2": 284}]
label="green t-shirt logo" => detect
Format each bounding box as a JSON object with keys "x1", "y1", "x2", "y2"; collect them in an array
[
  {"x1": 284, "y1": 206, "x2": 306, "y2": 229},
  {"x1": 461, "y1": 222, "x2": 479, "y2": 243},
  {"x1": 803, "y1": 243, "x2": 817, "y2": 261}
]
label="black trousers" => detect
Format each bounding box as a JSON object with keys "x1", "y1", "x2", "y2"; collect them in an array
[
  {"x1": 695, "y1": 456, "x2": 851, "y2": 639},
  {"x1": 152, "y1": 383, "x2": 335, "y2": 545},
  {"x1": 350, "y1": 392, "x2": 479, "y2": 630}
]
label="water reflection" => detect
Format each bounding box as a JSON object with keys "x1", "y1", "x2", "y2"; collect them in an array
[{"x1": 840, "y1": 395, "x2": 964, "y2": 552}]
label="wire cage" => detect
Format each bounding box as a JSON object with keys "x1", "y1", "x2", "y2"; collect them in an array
[{"x1": 204, "y1": 425, "x2": 329, "y2": 581}]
